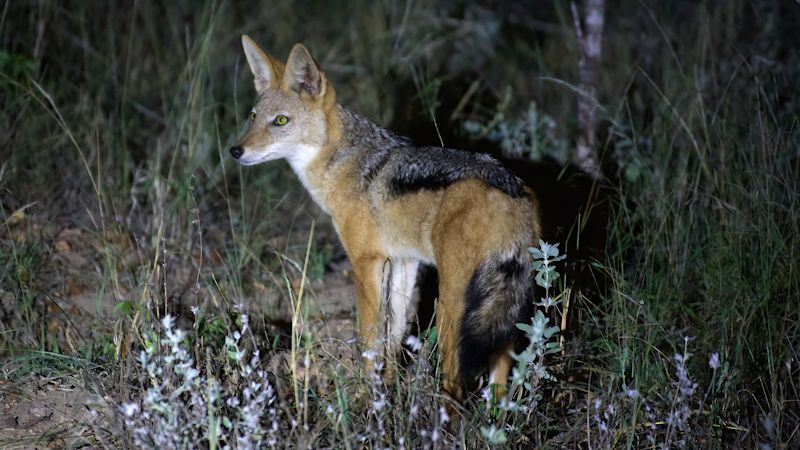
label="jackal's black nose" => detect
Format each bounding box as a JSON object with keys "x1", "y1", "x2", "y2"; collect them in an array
[{"x1": 229, "y1": 146, "x2": 244, "y2": 159}]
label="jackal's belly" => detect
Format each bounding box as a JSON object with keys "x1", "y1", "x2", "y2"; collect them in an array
[
  {"x1": 373, "y1": 192, "x2": 440, "y2": 263},
  {"x1": 376, "y1": 217, "x2": 436, "y2": 263},
  {"x1": 379, "y1": 230, "x2": 435, "y2": 263}
]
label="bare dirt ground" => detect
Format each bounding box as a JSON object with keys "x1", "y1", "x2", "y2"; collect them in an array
[
  {"x1": 0, "y1": 214, "x2": 362, "y2": 448},
  {"x1": 1, "y1": 374, "x2": 105, "y2": 448}
]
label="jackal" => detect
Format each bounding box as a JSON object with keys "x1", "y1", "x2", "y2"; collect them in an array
[{"x1": 230, "y1": 35, "x2": 542, "y2": 401}]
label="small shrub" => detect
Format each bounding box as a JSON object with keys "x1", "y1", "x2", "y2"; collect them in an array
[{"x1": 120, "y1": 314, "x2": 284, "y2": 449}]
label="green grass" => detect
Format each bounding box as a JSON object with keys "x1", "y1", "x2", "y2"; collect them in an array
[{"x1": 1, "y1": 0, "x2": 798, "y2": 448}]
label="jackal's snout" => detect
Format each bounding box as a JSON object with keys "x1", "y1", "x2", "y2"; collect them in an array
[{"x1": 229, "y1": 146, "x2": 244, "y2": 159}]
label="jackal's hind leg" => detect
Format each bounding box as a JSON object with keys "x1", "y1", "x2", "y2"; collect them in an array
[
  {"x1": 434, "y1": 268, "x2": 471, "y2": 403},
  {"x1": 489, "y1": 343, "x2": 514, "y2": 401}
]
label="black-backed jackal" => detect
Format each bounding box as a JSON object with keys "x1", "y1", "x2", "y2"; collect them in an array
[{"x1": 230, "y1": 36, "x2": 542, "y2": 402}]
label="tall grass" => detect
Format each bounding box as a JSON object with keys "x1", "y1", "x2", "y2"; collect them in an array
[
  {"x1": 595, "y1": 2, "x2": 799, "y2": 446},
  {"x1": 1, "y1": 0, "x2": 797, "y2": 448}
]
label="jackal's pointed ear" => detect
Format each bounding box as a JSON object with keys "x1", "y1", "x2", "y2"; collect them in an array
[
  {"x1": 283, "y1": 43, "x2": 326, "y2": 98},
  {"x1": 241, "y1": 35, "x2": 281, "y2": 94}
]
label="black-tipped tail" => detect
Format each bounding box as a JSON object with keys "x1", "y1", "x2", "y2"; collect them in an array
[{"x1": 459, "y1": 250, "x2": 534, "y2": 384}]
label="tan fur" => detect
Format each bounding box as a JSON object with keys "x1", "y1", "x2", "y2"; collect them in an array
[{"x1": 231, "y1": 36, "x2": 542, "y2": 402}]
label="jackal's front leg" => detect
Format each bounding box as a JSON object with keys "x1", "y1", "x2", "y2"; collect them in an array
[
  {"x1": 386, "y1": 259, "x2": 419, "y2": 355},
  {"x1": 351, "y1": 253, "x2": 386, "y2": 377}
]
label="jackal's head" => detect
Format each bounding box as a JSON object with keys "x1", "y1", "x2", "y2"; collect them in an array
[{"x1": 230, "y1": 36, "x2": 335, "y2": 167}]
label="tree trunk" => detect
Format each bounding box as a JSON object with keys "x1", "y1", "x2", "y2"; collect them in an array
[{"x1": 571, "y1": 0, "x2": 605, "y2": 179}]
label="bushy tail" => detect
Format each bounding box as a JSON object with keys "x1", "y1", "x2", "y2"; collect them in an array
[{"x1": 459, "y1": 248, "x2": 534, "y2": 383}]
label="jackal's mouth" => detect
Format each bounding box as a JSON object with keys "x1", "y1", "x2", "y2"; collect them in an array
[{"x1": 236, "y1": 151, "x2": 279, "y2": 166}]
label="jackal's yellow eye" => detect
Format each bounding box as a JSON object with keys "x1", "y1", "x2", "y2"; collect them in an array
[
  {"x1": 249, "y1": 109, "x2": 257, "y2": 122},
  {"x1": 273, "y1": 115, "x2": 289, "y2": 126}
]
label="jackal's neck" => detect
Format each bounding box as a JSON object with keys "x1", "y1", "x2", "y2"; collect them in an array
[
  {"x1": 290, "y1": 106, "x2": 411, "y2": 215},
  {"x1": 335, "y1": 106, "x2": 411, "y2": 153},
  {"x1": 332, "y1": 106, "x2": 412, "y2": 184}
]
